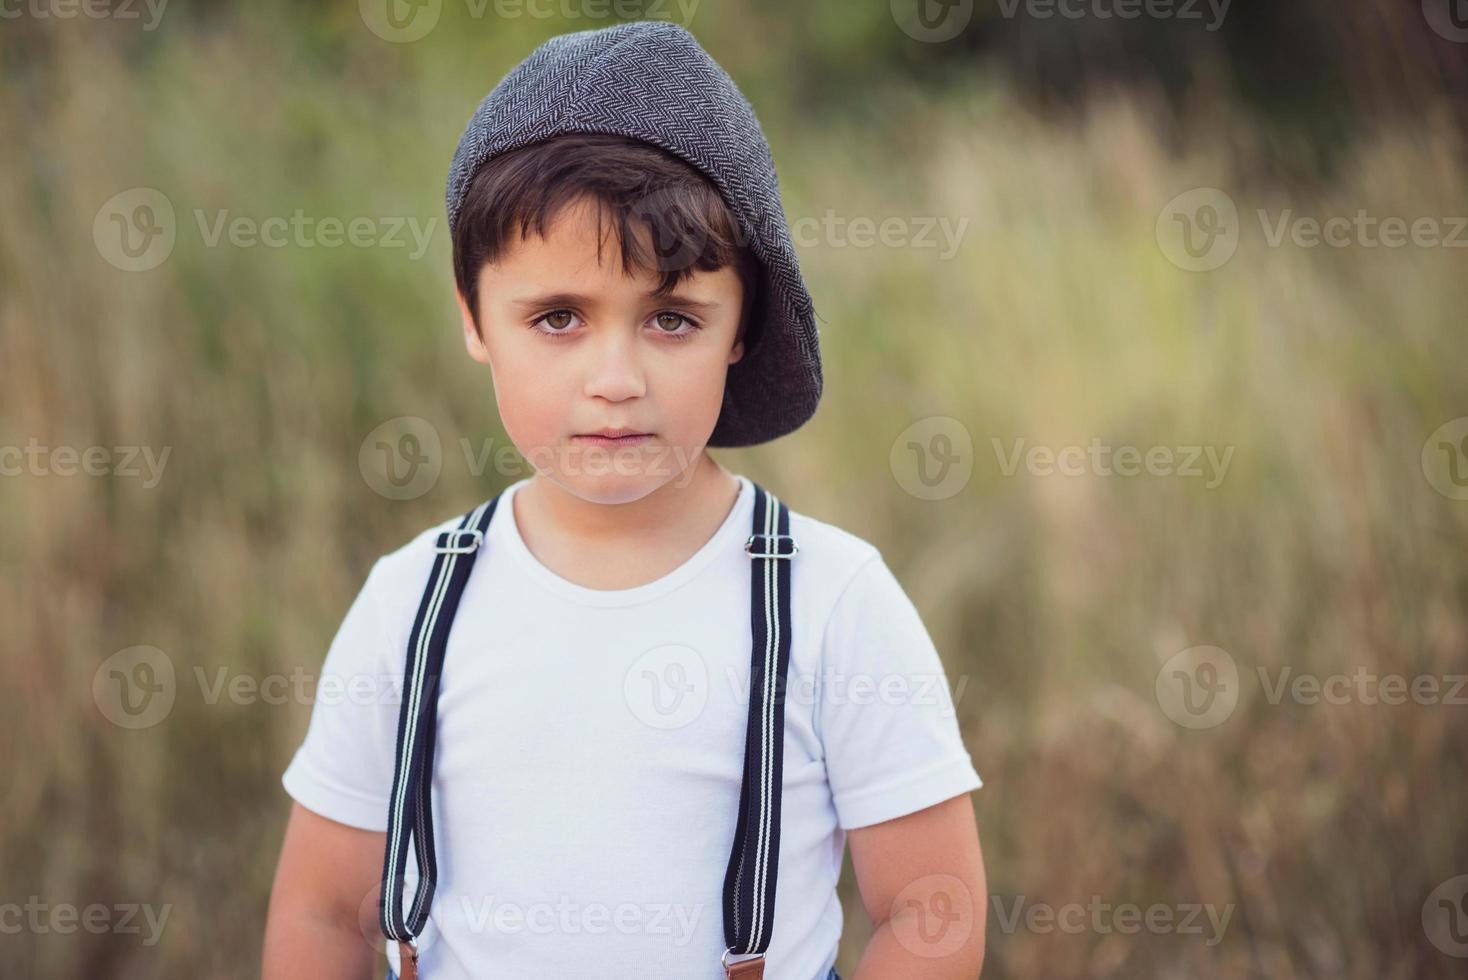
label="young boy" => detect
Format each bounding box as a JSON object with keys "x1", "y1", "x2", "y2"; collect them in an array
[{"x1": 263, "y1": 21, "x2": 985, "y2": 980}]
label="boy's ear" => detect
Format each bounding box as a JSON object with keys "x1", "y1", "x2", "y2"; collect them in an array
[
  {"x1": 728, "y1": 314, "x2": 747, "y2": 365},
  {"x1": 456, "y1": 287, "x2": 491, "y2": 365}
]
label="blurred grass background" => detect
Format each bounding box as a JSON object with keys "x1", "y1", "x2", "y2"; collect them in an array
[{"x1": 3, "y1": 0, "x2": 1468, "y2": 977}]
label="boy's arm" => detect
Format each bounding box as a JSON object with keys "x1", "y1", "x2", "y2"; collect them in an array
[
  {"x1": 847, "y1": 794, "x2": 987, "y2": 980},
  {"x1": 262, "y1": 802, "x2": 386, "y2": 980},
  {"x1": 815, "y1": 552, "x2": 987, "y2": 978},
  {"x1": 269, "y1": 555, "x2": 406, "y2": 977}
]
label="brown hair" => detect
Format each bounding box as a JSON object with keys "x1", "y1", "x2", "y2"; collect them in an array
[{"x1": 451, "y1": 132, "x2": 763, "y2": 350}]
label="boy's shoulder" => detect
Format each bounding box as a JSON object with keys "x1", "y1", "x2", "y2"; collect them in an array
[
  {"x1": 784, "y1": 504, "x2": 882, "y2": 571},
  {"x1": 367, "y1": 507, "x2": 473, "y2": 592}
]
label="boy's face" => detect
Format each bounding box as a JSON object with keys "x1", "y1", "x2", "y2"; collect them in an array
[{"x1": 457, "y1": 195, "x2": 745, "y2": 504}]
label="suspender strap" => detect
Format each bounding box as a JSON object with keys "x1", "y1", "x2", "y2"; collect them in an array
[
  {"x1": 722, "y1": 482, "x2": 799, "y2": 976},
  {"x1": 379, "y1": 497, "x2": 499, "y2": 974},
  {"x1": 375, "y1": 481, "x2": 799, "y2": 979}
]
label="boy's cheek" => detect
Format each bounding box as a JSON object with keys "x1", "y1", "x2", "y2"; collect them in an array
[
  {"x1": 656, "y1": 370, "x2": 729, "y2": 447},
  {"x1": 492, "y1": 378, "x2": 563, "y2": 453}
]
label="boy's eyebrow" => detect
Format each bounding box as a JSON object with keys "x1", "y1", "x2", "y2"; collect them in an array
[{"x1": 508, "y1": 290, "x2": 724, "y2": 313}]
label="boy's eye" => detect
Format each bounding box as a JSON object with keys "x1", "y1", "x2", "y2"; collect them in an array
[
  {"x1": 537, "y1": 310, "x2": 576, "y2": 332},
  {"x1": 652, "y1": 312, "x2": 698, "y2": 335}
]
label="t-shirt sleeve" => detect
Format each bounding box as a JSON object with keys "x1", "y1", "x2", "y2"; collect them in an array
[
  {"x1": 280, "y1": 558, "x2": 401, "y2": 831},
  {"x1": 816, "y1": 552, "x2": 982, "y2": 831}
]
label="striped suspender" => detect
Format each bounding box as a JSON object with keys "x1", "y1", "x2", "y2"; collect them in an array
[
  {"x1": 379, "y1": 497, "x2": 498, "y2": 980},
  {"x1": 377, "y1": 483, "x2": 798, "y2": 980},
  {"x1": 723, "y1": 482, "x2": 798, "y2": 980}
]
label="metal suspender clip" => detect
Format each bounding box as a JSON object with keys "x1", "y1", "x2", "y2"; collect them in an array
[
  {"x1": 744, "y1": 533, "x2": 798, "y2": 559},
  {"x1": 722, "y1": 946, "x2": 766, "y2": 979},
  {"x1": 434, "y1": 529, "x2": 484, "y2": 554}
]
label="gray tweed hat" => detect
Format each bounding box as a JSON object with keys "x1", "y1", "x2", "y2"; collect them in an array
[{"x1": 445, "y1": 21, "x2": 822, "y2": 448}]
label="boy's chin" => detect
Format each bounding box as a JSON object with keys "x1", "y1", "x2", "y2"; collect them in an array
[
  {"x1": 532, "y1": 449, "x2": 708, "y2": 502},
  {"x1": 545, "y1": 475, "x2": 661, "y2": 506}
]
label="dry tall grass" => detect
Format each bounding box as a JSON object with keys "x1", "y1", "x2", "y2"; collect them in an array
[{"x1": 3, "y1": 10, "x2": 1466, "y2": 979}]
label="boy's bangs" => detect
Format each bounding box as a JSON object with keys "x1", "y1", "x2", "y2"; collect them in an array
[{"x1": 452, "y1": 133, "x2": 761, "y2": 340}]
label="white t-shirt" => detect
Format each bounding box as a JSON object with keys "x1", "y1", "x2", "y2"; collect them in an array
[{"x1": 281, "y1": 472, "x2": 982, "y2": 980}]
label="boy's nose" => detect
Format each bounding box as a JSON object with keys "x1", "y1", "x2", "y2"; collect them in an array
[{"x1": 581, "y1": 329, "x2": 647, "y2": 402}]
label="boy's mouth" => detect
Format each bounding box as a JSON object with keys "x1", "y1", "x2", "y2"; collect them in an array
[{"x1": 573, "y1": 428, "x2": 653, "y2": 447}]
